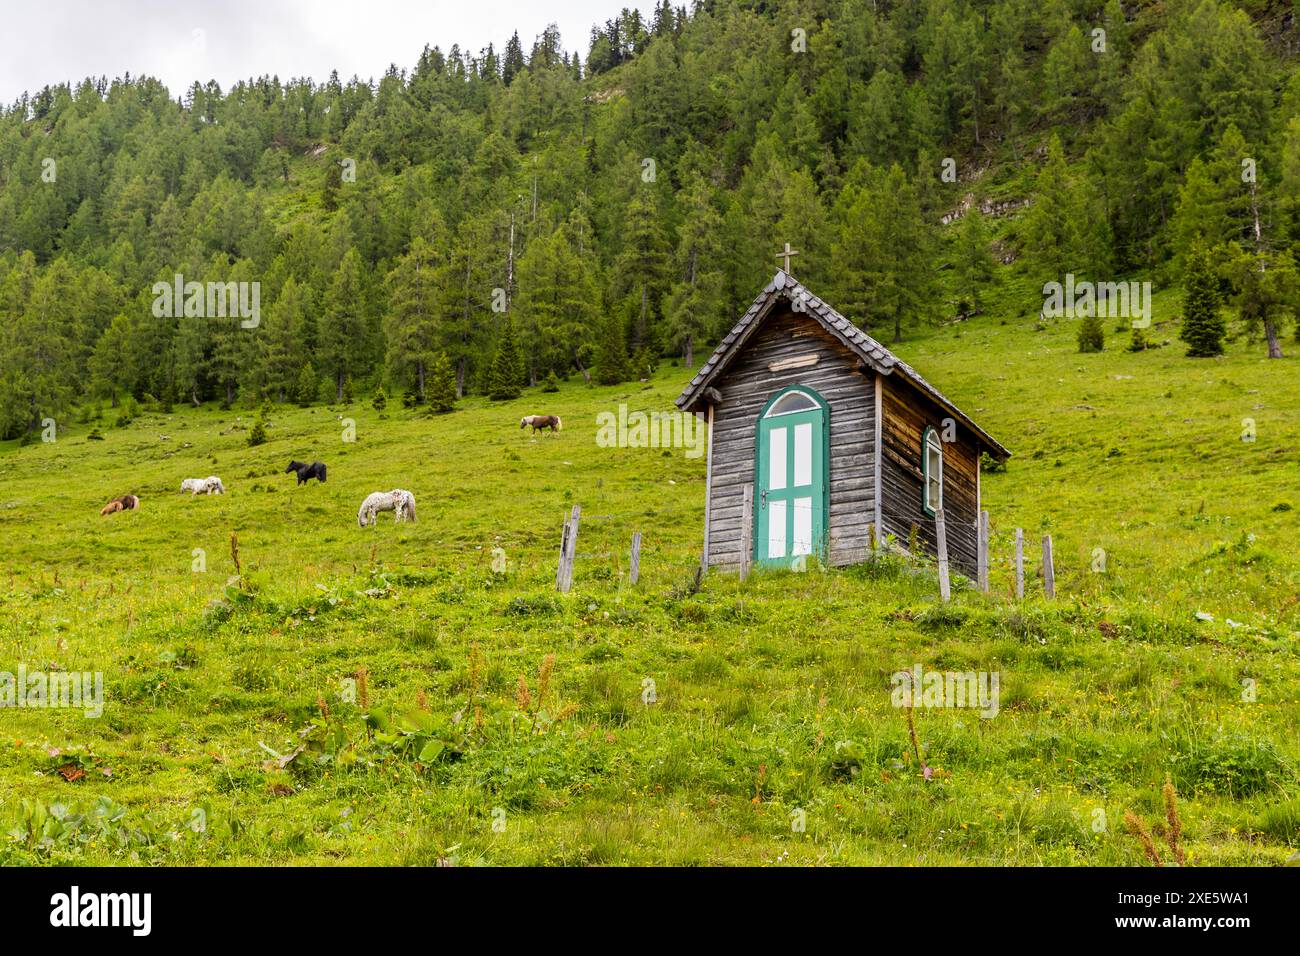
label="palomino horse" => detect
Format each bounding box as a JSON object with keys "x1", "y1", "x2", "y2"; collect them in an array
[{"x1": 520, "y1": 414, "x2": 562, "y2": 434}]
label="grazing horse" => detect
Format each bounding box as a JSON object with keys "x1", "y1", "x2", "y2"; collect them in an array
[
  {"x1": 357, "y1": 489, "x2": 417, "y2": 527},
  {"x1": 520, "y1": 414, "x2": 562, "y2": 434},
  {"x1": 100, "y1": 494, "x2": 139, "y2": 516},
  {"x1": 182, "y1": 476, "x2": 225, "y2": 495},
  {"x1": 286, "y1": 460, "x2": 327, "y2": 484}
]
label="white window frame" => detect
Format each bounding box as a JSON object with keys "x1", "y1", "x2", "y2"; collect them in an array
[
  {"x1": 762, "y1": 388, "x2": 820, "y2": 418},
  {"x1": 923, "y1": 426, "x2": 943, "y2": 516}
]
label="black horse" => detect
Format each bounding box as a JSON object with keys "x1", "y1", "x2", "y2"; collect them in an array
[{"x1": 286, "y1": 460, "x2": 327, "y2": 484}]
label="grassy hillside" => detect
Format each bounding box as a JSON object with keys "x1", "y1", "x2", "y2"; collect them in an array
[{"x1": 0, "y1": 297, "x2": 1296, "y2": 866}]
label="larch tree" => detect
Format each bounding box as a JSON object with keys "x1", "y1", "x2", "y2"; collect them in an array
[
  {"x1": 662, "y1": 171, "x2": 724, "y2": 369},
  {"x1": 320, "y1": 248, "x2": 370, "y2": 401},
  {"x1": 384, "y1": 236, "x2": 447, "y2": 401}
]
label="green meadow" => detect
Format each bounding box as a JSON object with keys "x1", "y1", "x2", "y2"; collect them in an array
[{"x1": 0, "y1": 293, "x2": 1296, "y2": 866}]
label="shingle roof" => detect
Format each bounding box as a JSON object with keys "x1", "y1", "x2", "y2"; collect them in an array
[{"x1": 675, "y1": 270, "x2": 1011, "y2": 459}]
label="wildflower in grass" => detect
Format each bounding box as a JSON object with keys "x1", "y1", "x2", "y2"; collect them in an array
[
  {"x1": 1123, "y1": 810, "x2": 1162, "y2": 865},
  {"x1": 1163, "y1": 778, "x2": 1186, "y2": 865}
]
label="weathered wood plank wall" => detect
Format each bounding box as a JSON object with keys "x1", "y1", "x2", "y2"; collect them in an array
[
  {"x1": 878, "y1": 377, "x2": 981, "y2": 578},
  {"x1": 706, "y1": 309, "x2": 876, "y2": 569}
]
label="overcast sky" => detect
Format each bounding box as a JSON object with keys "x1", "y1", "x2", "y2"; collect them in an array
[{"x1": 1, "y1": 0, "x2": 649, "y2": 103}]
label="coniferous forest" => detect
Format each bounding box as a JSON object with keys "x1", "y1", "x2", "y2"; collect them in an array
[{"x1": 0, "y1": 0, "x2": 1297, "y2": 439}]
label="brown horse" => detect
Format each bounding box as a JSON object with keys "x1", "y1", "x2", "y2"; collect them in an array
[
  {"x1": 520, "y1": 415, "x2": 562, "y2": 434},
  {"x1": 100, "y1": 494, "x2": 140, "y2": 516}
]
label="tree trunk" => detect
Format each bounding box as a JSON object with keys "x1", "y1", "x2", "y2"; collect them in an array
[
  {"x1": 455, "y1": 356, "x2": 466, "y2": 399},
  {"x1": 684, "y1": 334, "x2": 694, "y2": 370},
  {"x1": 573, "y1": 349, "x2": 591, "y2": 384},
  {"x1": 1265, "y1": 317, "x2": 1284, "y2": 359},
  {"x1": 336, "y1": 371, "x2": 343, "y2": 402},
  {"x1": 417, "y1": 360, "x2": 426, "y2": 401},
  {"x1": 636, "y1": 285, "x2": 649, "y2": 349}
]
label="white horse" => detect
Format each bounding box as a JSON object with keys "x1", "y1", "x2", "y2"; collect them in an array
[
  {"x1": 358, "y1": 489, "x2": 417, "y2": 527},
  {"x1": 182, "y1": 476, "x2": 225, "y2": 494}
]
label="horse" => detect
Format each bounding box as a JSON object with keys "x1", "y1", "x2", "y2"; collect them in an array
[
  {"x1": 183, "y1": 476, "x2": 224, "y2": 494},
  {"x1": 357, "y1": 489, "x2": 417, "y2": 527},
  {"x1": 100, "y1": 494, "x2": 139, "y2": 515},
  {"x1": 286, "y1": 460, "x2": 327, "y2": 484},
  {"x1": 520, "y1": 414, "x2": 562, "y2": 434}
]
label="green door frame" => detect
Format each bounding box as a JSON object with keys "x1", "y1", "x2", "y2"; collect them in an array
[{"x1": 754, "y1": 385, "x2": 830, "y2": 567}]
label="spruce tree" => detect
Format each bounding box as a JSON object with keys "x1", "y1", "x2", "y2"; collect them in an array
[
  {"x1": 488, "y1": 318, "x2": 524, "y2": 400},
  {"x1": 427, "y1": 352, "x2": 458, "y2": 413},
  {"x1": 1077, "y1": 311, "x2": 1104, "y2": 353},
  {"x1": 596, "y1": 314, "x2": 630, "y2": 385},
  {"x1": 954, "y1": 207, "x2": 995, "y2": 309},
  {"x1": 1180, "y1": 242, "x2": 1226, "y2": 357},
  {"x1": 295, "y1": 363, "x2": 318, "y2": 407}
]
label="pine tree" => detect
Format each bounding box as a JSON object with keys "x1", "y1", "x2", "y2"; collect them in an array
[
  {"x1": 427, "y1": 352, "x2": 458, "y2": 413},
  {"x1": 663, "y1": 171, "x2": 724, "y2": 369},
  {"x1": 515, "y1": 220, "x2": 599, "y2": 384},
  {"x1": 323, "y1": 160, "x2": 342, "y2": 212},
  {"x1": 258, "y1": 276, "x2": 308, "y2": 401},
  {"x1": 613, "y1": 192, "x2": 669, "y2": 351},
  {"x1": 320, "y1": 249, "x2": 369, "y2": 402},
  {"x1": 247, "y1": 413, "x2": 268, "y2": 447},
  {"x1": 384, "y1": 235, "x2": 445, "y2": 401},
  {"x1": 595, "y1": 314, "x2": 630, "y2": 385},
  {"x1": 954, "y1": 207, "x2": 995, "y2": 309},
  {"x1": 1180, "y1": 242, "x2": 1225, "y2": 357},
  {"x1": 295, "y1": 362, "x2": 318, "y2": 406},
  {"x1": 829, "y1": 163, "x2": 936, "y2": 341},
  {"x1": 488, "y1": 318, "x2": 524, "y2": 400},
  {"x1": 1021, "y1": 135, "x2": 1108, "y2": 282},
  {"x1": 1226, "y1": 246, "x2": 1298, "y2": 359},
  {"x1": 1077, "y1": 312, "x2": 1104, "y2": 353},
  {"x1": 502, "y1": 32, "x2": 526, "y2": 84}
]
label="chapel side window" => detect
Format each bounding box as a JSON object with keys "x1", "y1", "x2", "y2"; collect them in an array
[{"x1": 923, "y1": 427, "x2": 943, "y2": 515}]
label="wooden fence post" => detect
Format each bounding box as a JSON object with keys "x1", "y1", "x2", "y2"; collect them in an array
[
  {"x1": 977, "y1": 510, "x2": 990, "y2": 593},
  {"x1": 556, "y1": 505, "x2": 581, "y2": 592},
  {"x1": 1041, "y1": 533, "x2": 1055, "y2": 599},
  {"x1": 556, "y1": 518, "x2": 570, "y2": 591},
  {"x1": 739, "y1": 483, "x2": 754, "y2": 582},
  {"x1": 935, "y1": 507, "x2": 951, "y2": 602},
  {"x1": 1014, "y1": 528, "x2": 1024, "y2": 600},
  {"x1": 629, "y1": 531, "x2": 642, "y2": 586}
]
